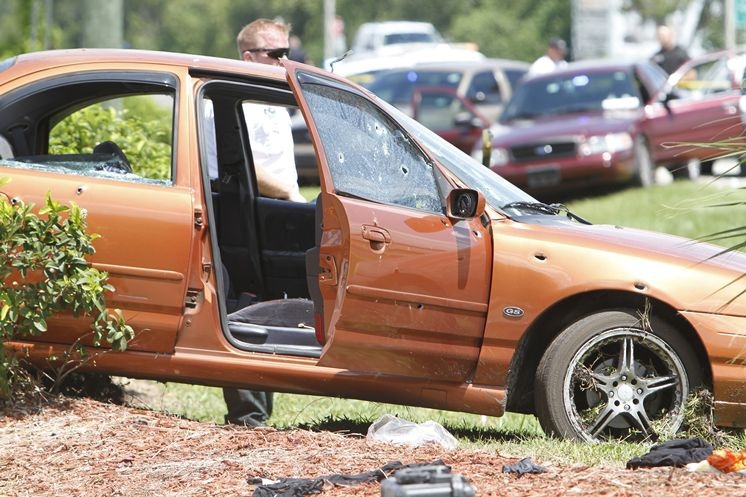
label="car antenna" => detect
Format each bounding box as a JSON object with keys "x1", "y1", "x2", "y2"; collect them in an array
[{"x1": 329, "y1": 50, "x2": 353, "y2": 73}]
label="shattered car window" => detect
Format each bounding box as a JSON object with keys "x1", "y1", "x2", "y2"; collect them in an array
[
  {"x1": 373, "y1": 96, "x2": 537, "y2": 209},
  {"x1": 1, "y1": 92, "x2": 174, "y2": 186},
  {"x1": 300, "y1": 82, "x2": 444, "y2": 214},
  {"x1": 0, "y1": 157, "x2": 169, "y2": 186}
]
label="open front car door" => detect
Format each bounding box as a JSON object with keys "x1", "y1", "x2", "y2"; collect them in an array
[{"x1": 286, "y1": 63, "x2": 493, "y2": 382}]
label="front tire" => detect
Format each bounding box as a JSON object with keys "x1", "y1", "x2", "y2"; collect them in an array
[{"x1": 535, "y1": 310, "x2": 703, "y2": 442}]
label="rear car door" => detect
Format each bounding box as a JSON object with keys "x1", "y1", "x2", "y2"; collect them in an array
[
  {"x1": 645, "y1": 52, "x2": 744, "y2": 164},
  {"x1": 287, "y1": 64, "x2": 493, "y2": 381},
  {"x1": 0, "y1": 71, "x2": 193, "y2": 353},
  {"x1": 411, "y1": 87, "x2": 488, "y2": 154}
]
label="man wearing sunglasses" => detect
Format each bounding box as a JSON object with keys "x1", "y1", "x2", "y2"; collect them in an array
[
  {"x1": 233, "y1": 18, "x2": 305, "y2": 203},
  {"x1": 244, "y1": 46, "x2": 290, "y2": 62},
  {"x1": 223, "y1": 18, "x2": 306, "y2": 428},
  {"x1": 239, "y1": 19, "x2": 291, "y2": 66},
  {"x1": 205, "y1": 19, "x2": 303, "y2": 202}
]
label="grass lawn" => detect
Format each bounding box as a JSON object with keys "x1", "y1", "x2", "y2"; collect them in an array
[{"x1": 565, "y1": 179, "x2": 746, "y2": 242}]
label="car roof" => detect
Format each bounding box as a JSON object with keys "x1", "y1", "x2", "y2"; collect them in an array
[
  {"x1": 356, "y1": 21, "x2": 438, "y2": 35},
  {"x1": 523, "y1": 58, "x2": 649, "y2": 81},
  {"x1": 330, "y1": 45, "x2": 486, "y2": 77},
  {"x1": 1, "y1": 48, "x2": 287, "y2": 82}
]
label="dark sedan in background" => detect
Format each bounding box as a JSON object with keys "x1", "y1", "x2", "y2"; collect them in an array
[
  {"x1": 366, "y1": 58, "x2": 530, "y2": 123},
  {"x1": 296, "y1": 58, "x2": 530, "y2": 183},
  {"x1": 475, "y1": 51, "x2": 746, "y2": 198}
]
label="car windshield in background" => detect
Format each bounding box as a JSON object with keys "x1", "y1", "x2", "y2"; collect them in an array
[
  {"x1": 383, "y1": 32, "x2": 441, "y2": 45},
  {"x1": 367, "y1": 70, "x2": 463, "y2": 104},
  {"x1": 503, "y1": 68, "x2": 529, "y2": 93},
  {"x1": 500, "y1": 70, "x2": 640, "y2": 122}
]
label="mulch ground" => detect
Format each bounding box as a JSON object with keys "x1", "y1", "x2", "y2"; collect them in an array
[{"x1": 1, "y1": 397, "x2": 745, "y2": 497}]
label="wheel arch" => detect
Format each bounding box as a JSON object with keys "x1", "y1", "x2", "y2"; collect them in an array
[{"x1": 504, "y1": 289, "x2": 713, "y2": 415}]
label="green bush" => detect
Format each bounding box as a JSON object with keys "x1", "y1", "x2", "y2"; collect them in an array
[{"x1": 0, "y1": 177, "x2": 134, "y2": 399}]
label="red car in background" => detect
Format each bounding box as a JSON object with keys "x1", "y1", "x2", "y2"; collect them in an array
[
  {"x1": 365, "y1": 59, "x2": 531, "y2": 123},
  {"x1": 476, "y1": 51, "x2": 746, "y2": 198}
]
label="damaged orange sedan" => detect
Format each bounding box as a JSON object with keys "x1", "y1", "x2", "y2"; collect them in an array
[{"x1": 2, "y1": 49, "x2": 746, "y2": 442}]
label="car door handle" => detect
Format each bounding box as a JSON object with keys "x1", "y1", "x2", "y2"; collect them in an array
[
  {"x1": 361, "y1": 225, "x2": 391, "y2": 251},
  {"x1": 319, "y1": 254, "x2": 338, "y2": 286}
]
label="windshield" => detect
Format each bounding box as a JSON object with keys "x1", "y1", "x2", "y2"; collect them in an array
[
  {"x1": 367, "y1": 70, "x2": 463, "y2": 104},
  {"x1": 383, "y1": 32, "x2": 441, "y2": 45},
  {"x1": 501, "y1": 69, "x2": 640, "y2": 122},
  {"x1": 375, "y1": 97, "x2": 536, "y2": 208}
]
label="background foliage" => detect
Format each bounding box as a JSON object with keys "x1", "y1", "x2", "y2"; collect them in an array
[
  {"x1": 0, "y1": 0, "x2": 573, "y2": 65},
  {"x1": 49, "y1": 97, "x2": 173, "y2": 181},
  {"x1": 2, "y1": 1, "x2": 731, "y2": 71}
]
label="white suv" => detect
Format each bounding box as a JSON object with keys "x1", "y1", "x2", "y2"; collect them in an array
[{"x1": 351, "y1": 21, "x2": 443, "y2": 55}]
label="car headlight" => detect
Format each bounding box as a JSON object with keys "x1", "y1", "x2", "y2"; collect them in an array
[
  {"x1": 579, "y1": 132, "x2": 633, "y2": 156},
  {"x1": 471, "y1": 146, "x2": 509, "y2": 167}
]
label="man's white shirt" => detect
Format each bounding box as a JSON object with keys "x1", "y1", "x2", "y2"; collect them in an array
[{"x1": 204, "y1": 99, "x2": 302, "y2": 202}]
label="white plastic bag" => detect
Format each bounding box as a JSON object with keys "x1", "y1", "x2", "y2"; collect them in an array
[{"x1": 366, "y1": 414, "x2": 459, "y2": 450}]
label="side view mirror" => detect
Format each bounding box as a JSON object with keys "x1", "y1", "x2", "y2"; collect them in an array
[{"x1": 446, "y1": 188, "x2": 486, "y2": 220}]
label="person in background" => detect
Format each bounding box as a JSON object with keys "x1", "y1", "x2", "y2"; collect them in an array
[
  {"x1": 651, "y1": 25, "x2": 690, "y2": 75},
  {"x1": 528, "y1": 37, "x2": 568, "y2": 76},
  {"x1": 332, "y1": 15, "x2": 347, "y2": 58},
  {"x1": 288, "y1": 34, "x2": 309, "y2": 64},
  {"x1": 236, "y1": 18, "x2": 306, "y2": 203},
  {"x1": 205, "y1": 18, "x2": 304, "y2": 203},
  {"x1": 223, "y1": 18, "x2": 306, "y2": 428}
]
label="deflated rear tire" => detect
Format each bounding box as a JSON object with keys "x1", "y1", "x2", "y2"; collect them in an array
[{"x1": 534, "y1": 309, "x2": 702, "y2": 442}]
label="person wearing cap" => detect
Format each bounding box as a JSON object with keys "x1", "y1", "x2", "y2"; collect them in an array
[{"x1": 528, "y1": 38, "x2": 568, "y2": 76}]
